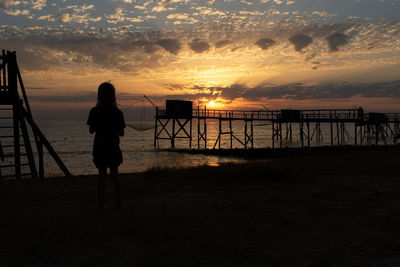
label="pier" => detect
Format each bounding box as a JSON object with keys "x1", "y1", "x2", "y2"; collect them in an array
[{"x1": 154, "y1": 100, "x2": 400, "y2": 149}]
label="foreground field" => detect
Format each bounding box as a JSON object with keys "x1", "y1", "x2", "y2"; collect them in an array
[{"x1": 1, "y1": 146, "x2": 400, "y2": 266}]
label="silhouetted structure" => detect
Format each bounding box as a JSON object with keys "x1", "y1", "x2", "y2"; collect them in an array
[
  {"x1": 154, "y1": 105, "x2": 400, "y2": 149},
  {"x1": 0, "y1": 50, "x2": 70, "y2": 179},
  {"x1": 154, "y1": 100, "x2": 193, "y2": 148}
]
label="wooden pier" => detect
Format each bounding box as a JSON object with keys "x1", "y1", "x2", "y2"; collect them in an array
[{"x1": 154, "y1": 102, "x2": 400, "y2": 149}]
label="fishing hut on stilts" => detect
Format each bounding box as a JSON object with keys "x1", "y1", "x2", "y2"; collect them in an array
[
  {"x1": 154, "y1": 100, "x2": 193, "y2": 148},
  {"x1": 0, "y1": 50, "x2": 70, "y2": 179}
]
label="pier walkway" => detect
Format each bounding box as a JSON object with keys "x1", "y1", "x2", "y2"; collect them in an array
[{"x1": 154, "y1": 101, "x2": 400, "y2": 149}]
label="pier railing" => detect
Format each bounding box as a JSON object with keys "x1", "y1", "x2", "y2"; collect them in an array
[{"x1": 157, "y1": 108, "x2": 400, "y2": 123}]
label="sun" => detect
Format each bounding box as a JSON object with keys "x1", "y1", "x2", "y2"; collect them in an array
[{"x1": 208, "y1": 100, "x2": 216, "y2": 107}]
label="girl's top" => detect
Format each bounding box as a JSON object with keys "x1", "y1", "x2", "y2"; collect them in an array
[{"x1": 87, "y1": 106, "x2": 125, "y2": 162}]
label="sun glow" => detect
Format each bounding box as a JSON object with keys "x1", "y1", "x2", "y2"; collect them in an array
[{"x1": 208, "y1": 100, "x2": 216, "y2": 107}]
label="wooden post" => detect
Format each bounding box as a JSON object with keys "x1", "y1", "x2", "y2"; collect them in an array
[
  {"x1": 300, "y1": 122, "x2": 304, "y2": 148},
  {"x1": 336, "y1": 122, "x2": 340, "y2": 145},
  {"x1": 307, "y1": 121, "x2": 310, "y2": 147},
  {"x1": 279, "y1": 122, "x2": 282, "y2": 148},
  {"x1": 229, "y1": 118, "x2": 232, "y2": 149},
  {"x1": 12, "y1": 103, "x2": 21, "y2": 178},
  {"x1": 204, "y1": 117, "x2": 207, "y2": 149},
  {"x1": 154, "y1": 107, "x2": 158, "y2": 147},
  {"x1": 8, "y1": 52, "x2": 21, "y2": 178},
  {"x1": 21, "y1": 108, "x2": 71, "y2": 177},
  {"x1": 197, "y1": 106, "x2": 200, "y2": 149},
  {"x1": 204, "y1": 106, "x2": 207, "y2": 149},
  {"x1": 244, "y1": 120, "x2": 248, "y2": 149},
  {"x1": 189, "y1": 118, "x2": 192, "y2": 148},
  {"x1": 19, "y1": 113, "x2": 38, "y2": 178},
  {"x1": 171, "y1": 118, "x2": 175, "y2": 148},
  {"x1": 272, "y1": 121, "x2": 275, "y2": 149},
  {"x1": 218, "y1": 118, "x2": 221, "y2": 149},
  {"x1": 251, "y1": 119, "x2": 254, "y2": 149}
]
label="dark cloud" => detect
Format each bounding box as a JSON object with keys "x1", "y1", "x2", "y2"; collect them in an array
[
  {"x1": 255, "y1": 38, "x2": 275, "y2": 50},
  {"x1": 133, "y1": 41, "x2": 158, "y2": 54},
  {"x1": 27, "y1": 86, "x2": 50, "y2": 90},
  {"x1": 326, "y1": 32, "x2": 349, "y2": 52},
  {"x1": 29, "y1": 92, "x2": 97, "y2": 102},
  {"x1": 27, "y1": 81, "x2": 400, "y2": 117},
  {"x1": 305, "y1": 52, "x2": 317, "y2": 61},
  {"x1": 155, "y1": 39, "x2": 181, "y2": 55},
  {"x1": 189, "y1": 39, "x2": 210, "y2": 53},
  {"x1": 215, "y1": 40, "x2": 231, "y2": 48},
  {"x1": 3, "y1": 32, "x2": 174, "y2": 72},
  {"x1": 289, "y1": 34, "x2": 313, "y2": 52},
  {"x1": 165, "y1": 80, "x2": 400, "y2": 102}
]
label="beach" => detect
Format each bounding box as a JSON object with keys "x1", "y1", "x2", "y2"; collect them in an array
[{"x1": 1, "y1": 146, "x2": 400, "y2": 266}]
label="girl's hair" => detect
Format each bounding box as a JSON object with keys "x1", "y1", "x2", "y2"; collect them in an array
[{"x1": 96, "y1": 82, "x2": 117, "y2": 109}]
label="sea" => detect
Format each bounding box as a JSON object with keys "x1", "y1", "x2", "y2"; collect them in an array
[{"x1": 0, "y1": 119, "x2": 390, "y2": 177}]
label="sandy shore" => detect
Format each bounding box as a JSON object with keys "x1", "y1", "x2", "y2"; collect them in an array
[{"x1": 1, "y1": 146, "x2": 400, "y2": 266}]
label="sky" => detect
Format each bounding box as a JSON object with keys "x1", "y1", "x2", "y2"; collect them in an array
[{"x1": 1, "y1": 0, "x2": 399, "y2": 121}]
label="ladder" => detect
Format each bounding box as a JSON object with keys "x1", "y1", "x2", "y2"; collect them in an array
[{"x1": 0, "y1": 50, "x2": 71, "y2": 179}]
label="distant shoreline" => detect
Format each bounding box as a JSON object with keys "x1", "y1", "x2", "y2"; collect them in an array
[{"x1": 163, "y1": 143, "x2": 400, "y2": 159}]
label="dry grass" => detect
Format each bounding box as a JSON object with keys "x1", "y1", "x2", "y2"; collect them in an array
[{"x1": 1, "y1": 147, "x2": 400, "y2": 266}]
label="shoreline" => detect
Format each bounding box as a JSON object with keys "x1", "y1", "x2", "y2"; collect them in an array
[
  {"x1": 1, "y1": 144, "x2": 399, "y2": 180},
  {"x1": 164, "y1": 143, "x2": 400, "y2": 159}
]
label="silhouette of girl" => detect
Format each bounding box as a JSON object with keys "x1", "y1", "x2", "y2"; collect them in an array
[{"x1": 87, "y1": 82, "x2": 125, "y2": 210}]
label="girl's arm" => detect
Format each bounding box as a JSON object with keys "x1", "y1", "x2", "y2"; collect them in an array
[{"x1": 89, "y1": 126, "x2": 96, "y2": 134}]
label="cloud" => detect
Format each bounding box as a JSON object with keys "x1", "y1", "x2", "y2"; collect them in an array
[
  {"x1": 0, "y1": 0, "x2": 21, "y2": 9},
  {"x1": 289, "y1": 34, "x2": 313, "y2": 52},
  {"x1": 166, "y1": 13, "x2": 189, "y2": 19},
  {"x1": 255, "y1": 38, "x2": 275, "y2": 50},
  {"x1": 305, "y1": 52, "x2": 317, "y2": 61},
  {"x1": 26, "y1": 80, "x2": 400, "y2": 110},
  {"x1": 183, "y1": 80, "x2": 400, "y2": 102},
  {"x1": 58, "y1": 13, "x2": 72, "y2": 23},
  {"x1": 106, "y1": 7, "x2": 126, "y2": 24},
  {"x1": 189, "y1": 38, "x2": 210, "y2": 53},
  {"x1": 4, "y1": 8, "x2": 29, "y2": 15},
  {"x1": 155, "y1": 38, "x2": 182, "y2": 54},
  {"x1": 32, "y1": 0, "x2": 46, "y2": 11},
  {"x1": 30, "y1": 92, "x2": 97, "y2": 102},
  {"x1": 326, "y1": 32, "x2": 349, "y2": 52},
  {"x1": 215, "y1": 39, "x2": 231, "y2": 48}
]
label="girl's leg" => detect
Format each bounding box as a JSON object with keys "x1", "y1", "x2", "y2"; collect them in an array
[
  {"x1": 110, "y1": 166, "x2": 121, "y2": 209},
  {"x1": 98, "y1": 167, "x2": 107, "y2": 210}
]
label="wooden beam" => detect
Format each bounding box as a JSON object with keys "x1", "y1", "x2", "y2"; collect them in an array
[{"x1": 21, "y1": 107, "x2": 71, "y2": 177}]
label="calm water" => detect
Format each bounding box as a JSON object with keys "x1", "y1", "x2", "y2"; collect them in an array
[
  {"x1": 25, "y1": 121, "x2": 249, "y2": 176},
  {"x1": 0, "y1": 119, "x2": 390, "y2": 177}
]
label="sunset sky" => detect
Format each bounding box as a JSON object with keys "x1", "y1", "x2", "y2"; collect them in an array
[{"x1": 1, "y1": 0, "x2": 399, "y2": 121}]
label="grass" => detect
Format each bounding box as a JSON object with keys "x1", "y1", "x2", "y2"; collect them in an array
[{"x1": 1, "y1": 146, "x2": 400, "y2": 266}]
